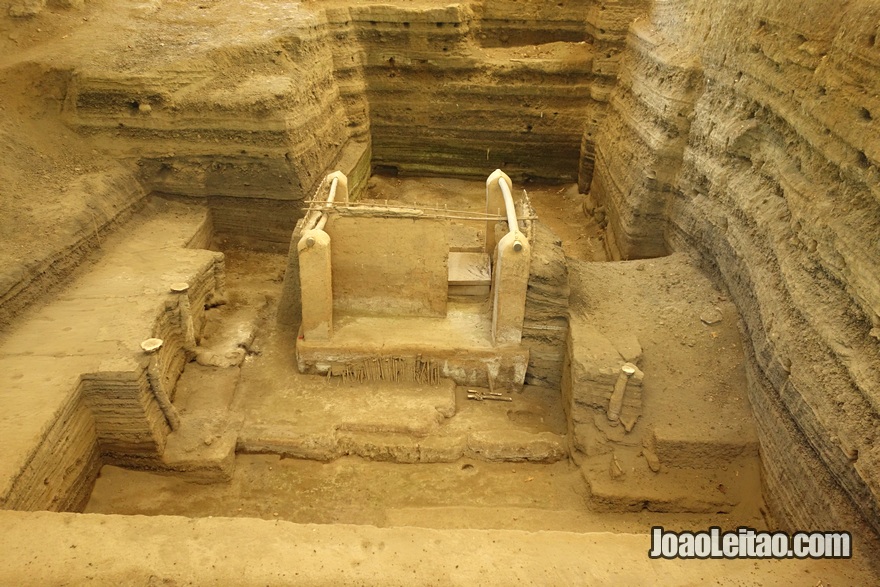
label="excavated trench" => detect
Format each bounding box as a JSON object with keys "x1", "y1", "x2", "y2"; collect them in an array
[
  {"x1": 0, "y1": 0, "x2": 878, "y2": 583},
  {"x1": 78, "y1": 176, "x2": 765, "y2": 537}
]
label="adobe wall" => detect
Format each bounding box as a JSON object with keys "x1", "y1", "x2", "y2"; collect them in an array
[{"x1": 326, "y1": 214, "x2": 448, "y2": 318}]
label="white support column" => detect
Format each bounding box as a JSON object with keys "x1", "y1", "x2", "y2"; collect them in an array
[
  {"x1": 491, "y1": 230, "x2": 530, "y2": 345},
  {"x1": 298, "y1": 228, "x2": 333, "y2": 341}
]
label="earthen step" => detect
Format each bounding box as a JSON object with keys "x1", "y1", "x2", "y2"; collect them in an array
[
  {"x1": 239, "y1": 428, "x2": 567, "y2": 465},
  {"x1": 449, "y1": 284, "x2": 491, "y2": 297},
  {"x1": 159, "y1": 363, "x2": 243, "y2": 481},
  {"x1": 466, "y1": 429, "x2": 567, "y2": 463},
  {"x1": 650, "y1": 425, "x2": 760, "y2": 469},
  {"x1": 581, "y1": 453, "x2": 761, "y2": 514},
  {"x1": 384, "y1": 505, "x2": 595, "y2": 532},
  {"x1": 160, "y1": 413, "x2": 240, "y2": 482},
  {"x1": 448, "y1": 251, "x2": 491, "y2": 298}
]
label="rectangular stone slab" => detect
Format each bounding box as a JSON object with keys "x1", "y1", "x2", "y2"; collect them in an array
[{"x1": 448, "y1": 251, "x2": 491, "y2": 286}]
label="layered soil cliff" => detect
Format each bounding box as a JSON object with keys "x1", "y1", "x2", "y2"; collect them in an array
[{"x1": 590, "y1": 0, "x2": 880, "y2": 554}]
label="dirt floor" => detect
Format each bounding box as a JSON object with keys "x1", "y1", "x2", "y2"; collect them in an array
[{"x1": 86, "y1": 454, "x2": 763, "y2": 534}]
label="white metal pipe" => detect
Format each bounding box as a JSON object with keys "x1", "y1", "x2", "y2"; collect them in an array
[
  {"x1": 303, "y1": 210, "x2": 322, "y2": 232},
  {"x1": 305, "y1": 176, "x2": 339, "y2": 232},
  {"x1": 496, "y1": 176, "x2": 524, "y2": 251},
  {"x1": 315, "y1": 213, "x2": 328, "y2": 231},
  {"x1": 326, "y1": 176, "x2": 339, "y2": 206},
  {"x1": 497, "y1": 176, "x2": 518, "y2": 235}
]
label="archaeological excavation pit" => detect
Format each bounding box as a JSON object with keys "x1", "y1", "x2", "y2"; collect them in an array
[{"x1": 0, "y1": 0, "x2": 878, "y2": 584}]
